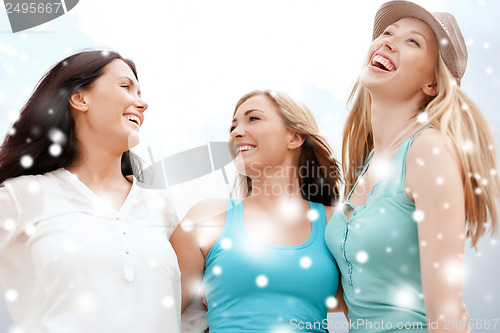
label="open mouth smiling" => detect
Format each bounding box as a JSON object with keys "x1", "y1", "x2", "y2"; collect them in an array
[{"x1": 371, "y1": 54, "x2": 396, "y2": 72}]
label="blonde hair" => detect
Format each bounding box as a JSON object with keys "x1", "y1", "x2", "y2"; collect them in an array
[
  {"x1": 232, "y1": 90, "x2": 342, "y2": 206},
  {"x1": 343, "y1": 53, "x2": 500, "y2": 247}
]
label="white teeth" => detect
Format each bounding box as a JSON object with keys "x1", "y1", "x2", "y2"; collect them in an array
[
  {"x1": 238, "y1": 145, "x2": 255, "y2": 153},
  {"x1": 125, "y1": 114, "x2": 140, "y2": 126},
  {"x1": 372, "y1": 55, "x2": 395, "y2": 71}
]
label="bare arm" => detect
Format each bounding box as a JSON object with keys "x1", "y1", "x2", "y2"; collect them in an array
[
  {"x1": 406, "y1": 130, "x2": 470, "y2": 333},
  {"x1": 170, "y1": 199, "x2": 227, "y2": 313}
]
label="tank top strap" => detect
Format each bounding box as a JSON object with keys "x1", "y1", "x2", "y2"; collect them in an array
[
  {"x1": 225, "y1": 198, "x2": 245, "y2": 233},
  {"x1": 309, "y1": 201, "x2": 327, "y2": 229},
  {"x1": 379, "y1": 126, "x2": 431, "y2": 194},
  {"x1": 346, "y1": 153, "x2": 374, "y2": 202}
]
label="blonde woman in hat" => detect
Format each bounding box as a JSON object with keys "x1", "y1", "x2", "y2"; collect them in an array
[
  {"x1": 172, "y1": 90, "x2": 343, "y2": 332},
  {"x1": 325, "y1": 1, "x2": 500, "y2": 332}
]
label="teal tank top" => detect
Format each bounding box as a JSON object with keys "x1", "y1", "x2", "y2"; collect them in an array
[
  {"x1": 325, "y1": 130, "x2": 428, "y2": 332},
  {"x1": 203, "y1": 199, "x2": 339, "y2": 333}
]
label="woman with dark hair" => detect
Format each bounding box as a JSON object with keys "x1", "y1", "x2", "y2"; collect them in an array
[
  {"x1": 0, "y1": 50, "x2": 181, "y2": 332},
  {"x1": 172, "y1": 90, "x2": 344, "y2": 332}
]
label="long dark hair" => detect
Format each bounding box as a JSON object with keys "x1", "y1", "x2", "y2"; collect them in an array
[{"x1": 0, "y1": 50, "x2": 143, "y2": 184}]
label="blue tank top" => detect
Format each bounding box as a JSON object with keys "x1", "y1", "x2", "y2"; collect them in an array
[
  {"x1": 203, "y1": 199, "x2": 339, "y2": 333},
  {"x1": 325, "y1": 130, "x2": 428, "y2": 332}
]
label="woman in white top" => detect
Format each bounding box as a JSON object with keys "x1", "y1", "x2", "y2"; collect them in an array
[{"x1": 0, "y1": 50, "x2": 181, "y2": 332}]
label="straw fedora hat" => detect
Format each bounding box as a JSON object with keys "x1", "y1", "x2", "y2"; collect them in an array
[{"x1": 372, "y1": 0, "x2": 468, "y2": 84}]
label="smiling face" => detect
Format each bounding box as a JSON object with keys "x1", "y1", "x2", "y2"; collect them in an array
[
  {"x1": 359, "y1": 17, "x2": 439, "y2": 102},
  {"x1": 72, "y1": 59, "x2": 148, "y2": 153},
  {"x1": 229, "y1": 94, "x2": 297, "y2": 177}
]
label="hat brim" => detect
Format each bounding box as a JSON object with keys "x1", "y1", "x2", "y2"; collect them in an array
[{"x1": 372, "y1": 1, "x2": 460, "y2": 81}]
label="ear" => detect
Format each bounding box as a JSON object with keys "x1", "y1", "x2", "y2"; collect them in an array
[
  {"x1": 69, "y1": 91, "x2": 88, "y2": 113},
  {"x1": 423, "y1": 81, "x2": 438, "y2": 97},
  {"x1": 288, "y1": 132, "x2": 305, "y2": 150}
]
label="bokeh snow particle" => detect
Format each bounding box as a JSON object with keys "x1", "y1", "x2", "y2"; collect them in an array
[
  {"x1": 307, "y1": 209, "x2": 319, "y2": 221},
  {"x1": 20, "y1": 155, "x2": 33, "y2": 168},
  {"x1": 256, "y1": 275, "x2": 268, "y2": 288},
  {"x1": 412, "y1": 210, "x2": 425, "y2": 223},
  {"x1": 5, "y1": 289, "x2": 18, "y2": 302},
  {"x1": 356, "y1": 251, "x2": 369, "y2": 264},
  {"x1": 48, "y1": 128, "x2": 66, "y2": 144},
  {"x1": 162, "y1": 295, "x2": 175, "y2": 308},
  {"x1": 326, "y1": 296, "x2": 338, "y2": 309},
  {"x1": 299, "y1": 256, "x2": 312, "y2": 269},
  {"x1": 49, "y1": 144, "x2": 63, "y2": 157},
  {"x1": 486, "y1": 67, "x2": 493, "y2": 75},
  {"x1": 417, "y1": 112, "x2": 428, "y2": 123},
  {"x1": 220, "y1": 238, "x2": 232, "y2": 250},
  {"x1": 213, "y1": 265, "x2": 222, "y2": 275},
  {"x1": 3, "y1": 218, "x2": 16, "y2": 231}
]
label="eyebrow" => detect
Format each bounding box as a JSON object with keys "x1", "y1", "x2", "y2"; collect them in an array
[
  {"x1": 390, "y1": 23, "x2": 427, "y2": 41},
  {"x1": 232, "y1": 109, "x2": 264, "y2": 123},
  {"x1": 117, "y1": 76, "x2": 141, "y2": 96}
]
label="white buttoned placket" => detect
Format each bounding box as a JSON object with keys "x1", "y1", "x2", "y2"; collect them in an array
[{"x1": 116, "y1": 215, "x2": 135, "y2": 282}]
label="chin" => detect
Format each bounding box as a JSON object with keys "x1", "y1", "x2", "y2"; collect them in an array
[{"x1": 127, "y1": 131, "x2": 140, "y2": 149}]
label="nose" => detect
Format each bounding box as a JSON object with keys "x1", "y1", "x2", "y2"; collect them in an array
[
  {"x1": 230, "y1": 124, "x2": 245, "y2": 140},
  {"x1": 380, "y1": 37, "x2": 393, "y2": 51},
  {"x1": 135, "y1": 97, "x2": 148, "y2": 113}
]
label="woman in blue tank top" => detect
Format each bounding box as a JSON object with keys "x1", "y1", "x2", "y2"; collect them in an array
[
  {"x1": 325, "y1": 1, "x2": 500, "y2": 332},
  {"x1": 171, "y1": 90, "x2": 344, "y2": 332}
]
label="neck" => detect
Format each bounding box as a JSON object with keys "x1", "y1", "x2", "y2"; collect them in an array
[
  {"x1": 247, "y1": 165, "x2": 304, "y2": 209},
  {"x1": 67, "y1": 142, "x2": 129, "y2": 190},
  {"x1": 370, "y1": 94, "x2": 421, "y2": 154}
]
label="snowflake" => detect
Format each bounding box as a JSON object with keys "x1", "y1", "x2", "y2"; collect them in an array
[
  {"x1": 48, "y1": 128, "x2": 66, "y2": 143},
  {"x1": 3, "y1": 218, "x2": 16, "y2": 231},
  {"x1": 462, "y1": 140, "x2": 474, "y2": 153},
  {"x1": 325, "y1": 296, "x2": 338, "y2": 308},
  {"x1": 394, "y1": 289, "x2": 417, "y2": 308},
  {"x1": 417, "y1": 112, "x2": 428, "y2": 123},
  {"x1": 486, "y1": 67, "x2": 493, "y2": 75},
  {"x1": 20, "y1": 155, "x2": 33, "y2": 168},
  {"x1": 432, "y1": 147, "x2": 440, "y2": 155},
  {"x1": 386, "y1": 247, "x2": 392, "y2": 253},
  {"x1": 220, "y1": 237, "x2": 232, "y2": 250},
  {"x1": 148, "y1": 259, "x2": 158, "y2": 268},
  {"x1": 483, "y1": 42, "x2": 490, "y2": 50},
  {"x1": 307, "y1": 209, "x2": 319, "y2": 221},
  {"x1": 436, "y1": 177, "x2": 444, "y2": 185},
  {"x1": 212, "y1": 265, "x2": 222, "y2": 275},
  {"x1": 443, "y1": 202, "x2": 450, "y2": 209},
  {"x1": 5, "y1": 289, "x2": 18, "y2": 302},
  {"x1": 299, "y1": 256, "x2": 312, "y2": 269},
  {"x1": 356, "y1": 251, "x2": 369, "y2": 263},
  {"x1": 181, "y1": 219, "x2": 194, "y2": 232},
  {"x1": 467, "y1": 38, "x2": 474, "y2": 46},
  {"x1": 255, "y1": 275, "x2": 268, "y2": 288},
  {"x1": 49, "y1": 144, "x2": 62, "y2": 157},
  {"x1": 162, "y1": 295, "x2": 175, "y2": 308},
  {"x1": 24, "y1": 224, "x2": 36, "y2": 236},
  {"x1": 440, "y1": 38, "x2": 449, "y2": 46},
  {"x1": 412, "y1": 210, "x2": 425, "y2": 222}
]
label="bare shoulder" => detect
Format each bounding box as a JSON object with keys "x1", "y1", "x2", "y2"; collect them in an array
[
  {"x1": 406, "y1": 127, "x2": 462, "y2": 193},
  {"x1": 407, "y1": 127, "x2": 458, "y2": 164},
  {"x1": 182, "y1": 198, "x2": 228, "y2": 225}
]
